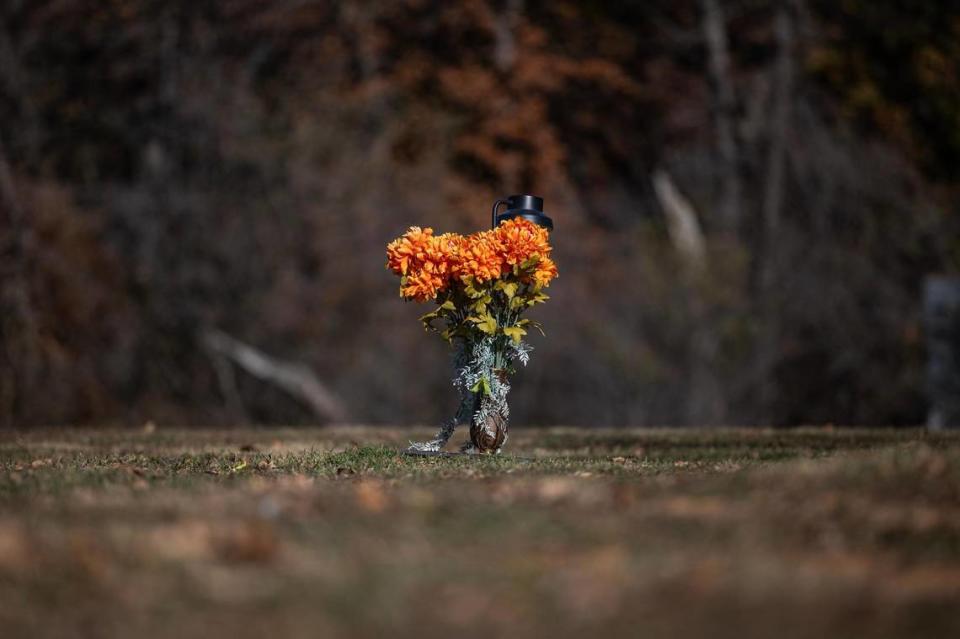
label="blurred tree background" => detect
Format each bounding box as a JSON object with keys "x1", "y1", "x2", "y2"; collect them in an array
[{"x1": 1, "y1": 0, "x2": 958, "y2": 428}]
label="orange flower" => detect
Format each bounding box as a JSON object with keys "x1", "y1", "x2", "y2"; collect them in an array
[
  {"x1": 385, "y1": 218, "x2": 557, "y2": 301},
  {"x1": 532, "y1": 255, "x2": 558, "y2": 288},
  {"x1": 434, "y1": 232, "x2": 464, "y2": 277},
  {"x1": 494, "y1": 217, "x2": 552, "y2": 267},
  {"x1": 386, "y1": 226, "x2": 436, "y2": 276},
  {"x1": 387, "y1": 227, "x2": 467, "y2": 301},
  {"x1": 492, "y1": 217, "x2": 557, "y2": 287},
  {"x1": 400, "y1": 269, "x2": 446, "y2": 302},
  {"x1": 456, "y1": 230, "x2": 503, "y2": 283}
]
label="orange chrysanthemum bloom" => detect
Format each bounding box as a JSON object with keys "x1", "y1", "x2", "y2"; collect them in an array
[
  {"x1": 386, "y1": 226, "x2": 435, "y2": 276},
  {"x1": 491, "y1": 217, "x2": 557, "y2": 287},
  {"x1": 386, "y1": 227, "x2": 463, "y2": 301},
  {"x1": 400, "y1": 269, "x2": 446, "y2": 302},
  {"x1": 494, "y1": 217, "x2": 552, "y2": 268},
  {"x1": 434, "y1": 232, "x2": 464, "y2": 276},
  {"x1": 456, "y1": 230, "x2": 504, "y2": 283},
  {"x1": 532, "y1": 255, "x2": 558, "y2": 288},
  {"x1": 386, "y1": 218, "x2": 557, "y2": 301}
]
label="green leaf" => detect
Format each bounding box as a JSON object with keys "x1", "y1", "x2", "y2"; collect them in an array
[
  {"x1": 469, "y1": 377, "x2": 492, "y2": 396},
  {"x1": 471, "y1": 295, "x2": 491, "y2": 314},
  {"x1": 463, "y1": 278, "x2": 486, "y2": 299},
  {"x1": 440, "y1": 300, "x2": 456, "y2": 311},
  {"x1": 526, "y1": 292, "x2": 550, "y2": 306},
  {"x1": 419, "y1": 309, "x2": 441, "y2": 330},
  {"x1": 467, "y1": 312, "x2": 497, "y2": 334},
  {"x1": 500, "y1": 281, "x2": 518, "y2": 299},
  {"x1": 520, "y1": 255, "x2": 541, "y2": 271},
  {"x1": 502, "y1": 325, "x2": 527, "y2": 343},
  {"x1": 527, "y1": 320, "x2": 546, "y2": 336}
]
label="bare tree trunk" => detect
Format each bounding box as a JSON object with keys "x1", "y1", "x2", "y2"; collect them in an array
[
  {"x1": 924, "y1": 276, "x2": 960, "y2": 429},
  {"x1": 653, "y1": 169, "x2": 725, "y2": 425},
  {"x1": 494, "y1": 0, "x2": 524, "y2": 72},
  {"x1": 700, "y1": 0, "x2": 742, "y2": 234},
  {"x1": 0, "y1": 17, "x2": 40, "y2": 425},
  {"x1": 761, "y1": 1, "x2": 796, "y2": 272},
  {"x1": 653, "y1": 170, "x2": 707, "y2": 274},
  {"x1": 0, "y1": 134, "x2": 38, "y2": 425},
  {"x1": 755, "y1": 0, "x2": 798, "y2": 422},
  {"x1": 0, "y1": 17, "x2": 39, "y2": 162}
]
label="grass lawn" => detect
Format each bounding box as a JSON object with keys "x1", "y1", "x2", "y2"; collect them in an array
[{"x1": 1, "y1": 426, "x2": 959, "y2": 638}]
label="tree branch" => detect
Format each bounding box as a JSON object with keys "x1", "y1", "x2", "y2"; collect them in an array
[{"x1": 202, "y1": 329, "x2": 348, "y2": 423}]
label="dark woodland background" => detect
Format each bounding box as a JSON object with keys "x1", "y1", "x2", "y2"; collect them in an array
[{"x1": 1, "y1": 0, "x2": 958, "y2": 428}]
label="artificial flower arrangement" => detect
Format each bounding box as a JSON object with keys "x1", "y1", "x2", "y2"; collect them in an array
[{"x1": 386, "y1": 217, "x2": 558, "y2": 453}]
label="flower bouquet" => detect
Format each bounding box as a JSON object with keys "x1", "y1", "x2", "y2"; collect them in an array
[{"x1": 386, "y1": 217, "x2": 558, "y2": 453}]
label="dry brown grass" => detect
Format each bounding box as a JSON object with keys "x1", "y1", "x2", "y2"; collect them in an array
[{"x1": 0, "y1": 426, "x2": 958, "y2": 638}]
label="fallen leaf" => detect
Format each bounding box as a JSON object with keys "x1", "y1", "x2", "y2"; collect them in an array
[{"x1": 355, "y1": 481, "x2": 388, "y2": 512}]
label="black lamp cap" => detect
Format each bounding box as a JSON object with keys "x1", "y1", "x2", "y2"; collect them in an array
[{"x1": 492, "y1": 194, "x2": 553, "y2": 231}]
